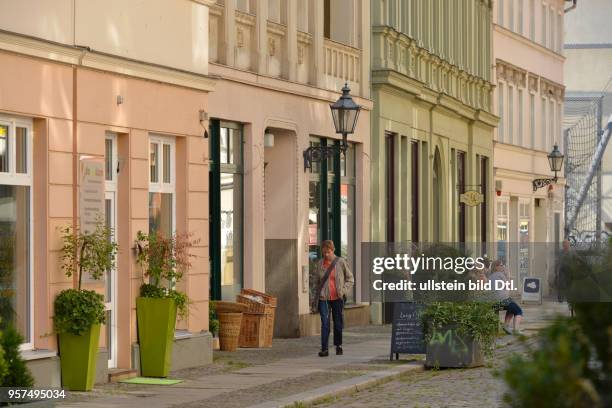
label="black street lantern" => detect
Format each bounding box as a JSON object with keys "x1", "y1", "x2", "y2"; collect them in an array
[
  {"x1": 304, "y1": 83, "x2": 361, "y2": 171},
  {"x1": 533, "y1": 144, "x2": 565, "y2": 191}
]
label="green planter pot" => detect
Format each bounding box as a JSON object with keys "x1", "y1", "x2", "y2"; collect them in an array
[
  {"x1": 425, "y1": 324, "x2": 484, "y2": 368},
  {"x1": 137, "y1": 297, "x2": 177, "y2": 377},
  {"x1": 58, "y1": 324, "x2": 101, "y2": 391}
]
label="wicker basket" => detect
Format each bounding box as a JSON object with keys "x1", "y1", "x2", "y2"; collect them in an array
[
  {"x1": 263, "y1": 306, "x2": 276, "y2": 347},
  {"x1": 239, "y1": 312, "x2": 269, "y2": 348},
  {"x1": 240, "y1": 289, "x2": 278, "y2": 307},
  {"x1": 215, "y1": 301, "x2": 248, "y2": 314},
  {"x1": 236, "y1": 294, "x2": 267, "y2": 314},
  {"x1": 218, "y1": 312, "x2": 243, "y2": 351}
]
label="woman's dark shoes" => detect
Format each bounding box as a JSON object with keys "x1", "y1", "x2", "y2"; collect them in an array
[
  {"x1": 336, "y1": 346, "x2": 343, "y2": 355},
  {"x1": 318, "y1": 350, "x2": 329, "y2": 357}
]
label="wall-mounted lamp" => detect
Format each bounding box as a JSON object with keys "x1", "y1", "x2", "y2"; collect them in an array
[
  {"x1": 199, "y1": 110, "x2": 209, "y2": 138},
  {"x1": 264, "y1": 132, "x2": 275, "y2": 148},
  {"x1": 495, "y1": 180, "x2": 503, "y2": 196},
  {"x1": 532, "y1": 144, "x2": 564, "y2": 191}
]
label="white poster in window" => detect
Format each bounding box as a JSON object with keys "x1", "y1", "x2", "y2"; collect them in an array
[{"x1": 79, "y1": 156, "x2": 105, "y2": 234}]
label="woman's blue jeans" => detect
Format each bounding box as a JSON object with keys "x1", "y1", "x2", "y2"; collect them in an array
[{"x1": 319, "y1": 299, "x2": 344, "y2": 351}]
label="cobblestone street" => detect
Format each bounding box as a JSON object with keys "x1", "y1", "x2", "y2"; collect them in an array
[{"x1": 315, "y1": 337, "x2": 534, "y2": 408}]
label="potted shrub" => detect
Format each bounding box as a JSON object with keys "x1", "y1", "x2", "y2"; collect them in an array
[
  {"x1": 209, "y1": 301, "x2": 220, "y2": 350},
  {"x1": 422, "y1": 302, "x2": 498, "y2": 368},
  {"x1": 54, "y1": 222, "x2": 118, "y2": 390},
  {"x1": 134, "y1": 231, "x2": 197, "y2": 377}
]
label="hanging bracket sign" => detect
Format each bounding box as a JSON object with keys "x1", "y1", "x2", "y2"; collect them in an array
[{"x1": 459, "y1": 190, "x2": 484, "y2": 206}]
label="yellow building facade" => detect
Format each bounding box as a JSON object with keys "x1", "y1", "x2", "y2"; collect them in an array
[{"x1": 371, "y1": 0, "x2": 498, "y2": 248}]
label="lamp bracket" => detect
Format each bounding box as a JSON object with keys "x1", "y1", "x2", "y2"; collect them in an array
[{"x1": 303, "y1": 143, "x2": 347, "y2": 172}]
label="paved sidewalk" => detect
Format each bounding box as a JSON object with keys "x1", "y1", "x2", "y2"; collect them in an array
[{"x1": 59, "y1": 301, "x2": 570, "y2": 408}]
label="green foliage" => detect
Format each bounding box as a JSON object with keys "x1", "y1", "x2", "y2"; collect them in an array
[
  {"x1": 422, "y1": 302, "x2": 499, "y2": 356},
  {"x1": 53, "y1": 289, "x2": 106, "y2": 336},
  {"x1": 501, "y1": 240, "x2": 612, "y2": 407},
  {"x1": 500, "y1": 317, "x2": 600, "y2": 408},
  {"x1": 135, "y1": 231, "x2": 199, "y2": 319},
  {"x1": 0, "y1": 326, "x2": 34, "y2": 387},
  {"x1": 59, "y1": 221, "x2": 118, "y2": 290},
  {"x1": 0, "y1": 332, "x2": 7, "y2": 384},
  {"x1": 209, "y1": 301, "x2": 219, "y2": 337}
]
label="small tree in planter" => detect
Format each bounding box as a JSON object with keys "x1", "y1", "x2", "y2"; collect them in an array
[
  {"x1": 54, "y1": 221, "x2": 118, "y2": 390},
  {"x1": 415, "y1": 244, "x2": 499, "y2": 368},
  {"x1": 135, "y1": 230, "x2": 198, "y2": 377}
]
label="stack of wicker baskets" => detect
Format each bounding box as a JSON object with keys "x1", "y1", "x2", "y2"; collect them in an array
[{"x1": 237, "y1": 289, "x2": 277, "y2": 348}]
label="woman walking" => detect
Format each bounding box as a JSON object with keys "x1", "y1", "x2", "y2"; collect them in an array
[{"x1": 312, "y1": 240, "x2": 354, "y2": 357}]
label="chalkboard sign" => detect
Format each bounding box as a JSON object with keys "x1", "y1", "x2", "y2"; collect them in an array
[{"x1": 390, "y1": 302, "x2": 426, "y2": 360}]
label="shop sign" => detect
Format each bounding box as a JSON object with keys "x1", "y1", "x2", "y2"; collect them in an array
[
  {"x1": 79, "y1": 156, "x2": 105, "y2": 234},
  {"x1": 459, "y1": 190, "x2": 484, "y2": 206}
]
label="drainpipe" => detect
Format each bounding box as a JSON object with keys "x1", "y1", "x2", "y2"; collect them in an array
[
  {"x1": 72, "y1": 47, "x2": 88, "y2": 288},
  {"x1": 564, "y1": 0, "x2": 577, "y2": 13}
]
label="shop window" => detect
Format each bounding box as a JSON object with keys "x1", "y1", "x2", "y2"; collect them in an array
[
  {"x1": 210, "y1": 121, "x2": 243, "y2": 301},
  {"x1": 0, "y1": 116, "x2": 33, "y2": 348},
  {"x1": 496, "y1": 201, "x2": 509, "y2": 264},
  {"x1": 519, "y1": 202, "x2": 531, "y2": 282},
  {"x1": 149, "y1": 136, "x2": 175, "y2": 237}
]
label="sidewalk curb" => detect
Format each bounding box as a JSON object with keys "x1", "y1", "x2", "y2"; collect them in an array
[{"x1": 247, "y1": 363, "x2": 423, "y2": 408}]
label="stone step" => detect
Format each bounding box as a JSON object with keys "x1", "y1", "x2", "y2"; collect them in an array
[{"x1": 108, "y1": 368, "x2": 138, "y2": 383}]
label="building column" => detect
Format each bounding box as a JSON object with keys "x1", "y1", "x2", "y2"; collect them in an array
[
  {"x1": 312, "y1": 0, "x2": 325, "y2": 88},
  {"x1": 286, "y1": 0, "x2": 298, "y2": 81},
  {"x1": 360, "y1": 0, "x2": 371, "y2": 98},
  {"x1": 223, "y1": 0, "x2": 236, "y2": 66},
  {"x1": 255, "y1": 0, "x2": 269, "y2": 74}
]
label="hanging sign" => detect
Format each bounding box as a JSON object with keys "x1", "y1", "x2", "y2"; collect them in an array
[
  {"x1": 79, "y1": 156, "x2": 105, "y2": 234},
  {"x1": 460, "y1": 190, "x2": 484, "y2": 206}
]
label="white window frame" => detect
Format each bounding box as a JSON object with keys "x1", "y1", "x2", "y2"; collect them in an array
[
  {"x1": 508, "y1": 86, "x2": 514, "y2": 144},
  {"x1": 498, "y1": 0, "x2": 504, "y2": 27},
  {"x1": 148, "y1": 135, "x2": 176, "y2": 235},
  {"x1": 104, "y1": 132, "x2": 118, "y2": 368},
  {"x1": 518, "y1": 89, "x2": 524, "y2": 146},
  {"x1": 530, "y1": 92, "x2": 536, "y2": 149},
  {"x1": 498, "y1": 81, "x2": 505, "y2": 143},
  {"x1": 0, "y1": 114, "x2": 34, "y2": 350}
]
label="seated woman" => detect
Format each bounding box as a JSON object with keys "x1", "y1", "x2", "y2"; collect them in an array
[{"x1": 489, "y1": 260, "x2": 524, "y2": 335}]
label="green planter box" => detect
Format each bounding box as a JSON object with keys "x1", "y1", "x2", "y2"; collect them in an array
[
  {"x1": 425, "y1": 324, "x2": 484, "y2": 368},
  {"x1": 59, "y1": 324, "x2": 101, "y2": 391},
  {"x1": 137, "y1": 297, "x2": 177, "y2": 377}
]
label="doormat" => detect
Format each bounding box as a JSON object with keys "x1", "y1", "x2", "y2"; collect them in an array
[{"x1": 119, "y1": 377, "x2": 184, "y2": 385}]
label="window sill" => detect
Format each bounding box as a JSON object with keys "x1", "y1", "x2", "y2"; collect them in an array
[
  {"x1": 174, "y1": 330, "x2": 193, "y2": 340},
  {"x1": 20, "y1": 349, "x2": 57, "y2": 361}
]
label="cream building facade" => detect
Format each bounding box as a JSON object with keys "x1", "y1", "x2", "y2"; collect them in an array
[
  {"x1": 206, "y1": 0, "x2": 372, "y2": 337},
  {"x1": 370, "y1": 0, "x2": 498, "y2": 322},
  {"x1": 492, "y1": 0, "x2": 569, "y2": 290}
]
